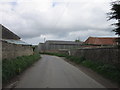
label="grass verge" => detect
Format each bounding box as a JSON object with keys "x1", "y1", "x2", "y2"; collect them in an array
[
  {"x1": 41, "y1": 52, "x2": 120, "y2": 85},
  {"x1": 2, "y1": 54, "x2": 41, "y2": 84},
  {"x1": 40, "y1": 52, "x2": 67, "y2": 57}
]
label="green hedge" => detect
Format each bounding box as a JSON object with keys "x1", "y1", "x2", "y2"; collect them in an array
[{"x1": 2, "y1": 54, "x2": 41, "y2": 84}]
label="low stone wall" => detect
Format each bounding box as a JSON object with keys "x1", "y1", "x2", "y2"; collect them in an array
[
  {"x1": 70, "y1": 47, "x2": 120, "y2": 64},
  {"x1": 41, "y1": 46, "x2": 120, "y2": 65},
  {"x1": 2, "y1": 41, "x2": 33, "y2": 60}
]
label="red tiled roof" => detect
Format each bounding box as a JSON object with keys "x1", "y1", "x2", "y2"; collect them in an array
[{"x1": 84, "y1": 37, "x2": 117, "y2": 45}]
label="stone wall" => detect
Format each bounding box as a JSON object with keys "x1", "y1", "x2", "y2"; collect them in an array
[
  {"x1": 39, "y1": 44, "x2": 120, "y2": 65},
  {"x1": 70, "y1": 47, "x2": 120, "y2": 64},
  {"x1": 2, "y1": 41, "x2": 33, "y2": 60}
]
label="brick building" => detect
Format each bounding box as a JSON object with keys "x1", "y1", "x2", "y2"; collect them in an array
[{"x1": 84, "y1": 37, "x2": 118, "y2": 47}]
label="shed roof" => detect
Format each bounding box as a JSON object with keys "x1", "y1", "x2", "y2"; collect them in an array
[
  {"x1": 1, "y1": 24, "x2": 20, "y2": 40},
  {"x1": 1, "y1": 39, "x2": 31, "y2": 45},
  {"x1": 84, "y1": 37, "x2": 117, "y2": 45}
]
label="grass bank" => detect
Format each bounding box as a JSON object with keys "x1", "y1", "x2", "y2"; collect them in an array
[
  {"x1": 2, "y1": 54, "x2": 41, "y2": 84},
  {"x1": 41, "y1": 52, "x2": 120, "y2": 85},
  {"x1": 40, "y1": 52, "x2": 67, "y2": 57}
]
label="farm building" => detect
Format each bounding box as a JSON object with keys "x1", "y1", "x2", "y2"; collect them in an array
[
  {"x1": 0, "y1": 24, "x2": 33, "y2": 59},
  {"x1": 84, "y1": 37, "x2": 118, "y2": 47},
  {"x1": 38, "y1": 40, "x2": 83, "y2": 53}
]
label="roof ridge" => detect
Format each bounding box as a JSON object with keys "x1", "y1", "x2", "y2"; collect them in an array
[{"x1": 89, "y1": 37, "x2": 117, "y2": 39}]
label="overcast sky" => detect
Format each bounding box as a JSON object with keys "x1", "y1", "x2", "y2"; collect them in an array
[{"x1": 0, "y1": 0, "x2": 118, "y2": 45}]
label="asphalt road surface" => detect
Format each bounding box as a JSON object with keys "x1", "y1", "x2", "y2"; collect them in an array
[{"x1": 15, "y1": 55, "x2": 105, "y2": 88}]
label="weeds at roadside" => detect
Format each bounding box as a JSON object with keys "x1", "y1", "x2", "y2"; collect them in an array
[{"x1": 2, "y1": 54, "x2": 41, "y2": 84}]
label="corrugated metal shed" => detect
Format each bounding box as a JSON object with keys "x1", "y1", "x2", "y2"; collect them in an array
[
  {"x1": 1, "y1": 39, "x2": 31, "y2": 45},
  {"x1": 40, "y1": 40, "x2": 83, "y2": 51}
]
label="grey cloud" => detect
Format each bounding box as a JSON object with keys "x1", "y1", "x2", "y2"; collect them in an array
[{"x1": 0, "y1": 0, "x2": 117, "y2": 44}]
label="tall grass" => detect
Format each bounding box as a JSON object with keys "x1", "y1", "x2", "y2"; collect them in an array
[
  {"x1": 2, "y1": 54, "x2": 41, "y2": 84},
  {"x1": 81, "y1": 60, "x2": 120, "y2": 84}
]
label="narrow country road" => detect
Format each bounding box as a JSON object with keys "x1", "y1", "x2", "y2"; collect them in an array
[{"x1": 15, "y1": 55, "x2": 105, "y2": 88}]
